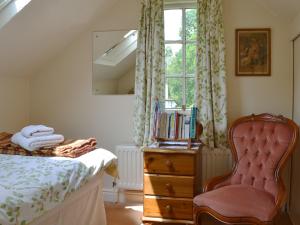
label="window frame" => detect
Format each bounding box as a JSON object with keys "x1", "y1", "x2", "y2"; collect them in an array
[
  {"x1": 164, "y1": 4, "x2": 197, "y2": 111},
  {"x1": 0, "y1": 0, "x2": 12, "y2": 10}
]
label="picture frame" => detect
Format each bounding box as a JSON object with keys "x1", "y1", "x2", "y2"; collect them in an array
[{"x1": 235, "y1": 28, "x2": 271, "y2": 76}]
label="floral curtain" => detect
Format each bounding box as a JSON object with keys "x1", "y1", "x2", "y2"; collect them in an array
[
  {"x1": 195, "y1": 0, "x2": 228, "y2": 148},
  {"x1": 133, "y1": 0, "x2": 165, "y2": 146}
]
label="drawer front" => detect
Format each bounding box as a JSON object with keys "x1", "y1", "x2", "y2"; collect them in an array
[
  {"x1": 144, "y1": 174, "x2": 194, "y2": 198},
  {"x1": 144, "y1": 196, "x2": 193, "y2": 220},
  {"x1": 144, "y1": 152, "x2": 194, "y2": 175}
]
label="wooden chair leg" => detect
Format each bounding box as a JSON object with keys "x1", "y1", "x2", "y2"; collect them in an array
[
  {"x1": 272, "y1": 210, "x2": 283, "y2": 225},
  {"x1": 194, "y1": 213, "x2": 202, "y2": 225}
]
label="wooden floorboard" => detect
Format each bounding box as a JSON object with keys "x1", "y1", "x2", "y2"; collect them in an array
[{"x1": 105, "y1": 202, "x2": 293, "y2": 225}]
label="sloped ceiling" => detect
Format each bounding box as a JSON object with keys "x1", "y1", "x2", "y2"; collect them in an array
[
  {"x1": 0, "y1": 0, "x2": 300, "y2": 79},
  {"x1": 255, "y1": 0, "x2": 300, "y2": 22},
  {"x1": 0, "y1": 0, "x2": 119, "y2": 78}
]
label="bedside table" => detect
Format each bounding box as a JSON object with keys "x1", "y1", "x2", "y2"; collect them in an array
[{"x1": 142, "y1": 145, "x2": 202, "y2": 224}]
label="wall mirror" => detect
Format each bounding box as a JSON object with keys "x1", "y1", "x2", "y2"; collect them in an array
[{"x1": 92, "y1": 30, "x2": 137, "y2": 95}]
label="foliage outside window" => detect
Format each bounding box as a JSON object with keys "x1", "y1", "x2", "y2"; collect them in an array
[{"x1": 164, "y1": 7, "x2": 197, "y2": 109}]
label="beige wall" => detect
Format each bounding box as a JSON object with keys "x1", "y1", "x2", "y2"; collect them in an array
[
  {"x1": 0, "y1": 77, "x2": 30, "y2": 132},
  {"x1": 93, "y1": 66, "x2": 135, "y2": 95},
  {"x1": 29, "y1": 0, "x2": 293, "y2": 189},
  {"x1": 223, "y1": 0, "x2": 293, "y2": 211},
  {"x1": 291, "y1": 12, "x2": 300, "y2": 40},
  {"x1": 93, "y1": 79, "x2": 118, "y2": 95},
  {"x1": 117, "y1": 66, "x2": 135, "y2": 94},
  {"x1": 290, "y1": 11, "x2": 300, "y2": 225},
  {"x1": 224, "y1": 0, "x2": 292, "y2": 123},
  {"x1": 29, "y1": 0, "x2": 139, "y2": 188},
  {"x1": 30, "y1": 0, "x2": 139, "y2": 151}
]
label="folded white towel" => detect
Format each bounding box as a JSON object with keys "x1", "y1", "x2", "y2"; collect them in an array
[
  {"x1": 11, "y1": 132, "x2": 64, "y2": 151},
  {"x1": 21, "y1": 125, "x2": 54, "y2": 138}
]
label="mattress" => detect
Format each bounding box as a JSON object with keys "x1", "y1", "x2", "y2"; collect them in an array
[{"x1": 0, "y1": 148, "x2": 117, "y2": 225}]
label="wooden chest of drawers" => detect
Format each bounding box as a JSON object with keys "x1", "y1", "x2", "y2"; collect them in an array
[{"x1": 143, "y1": 146, "x2": 202, "y2": 224}]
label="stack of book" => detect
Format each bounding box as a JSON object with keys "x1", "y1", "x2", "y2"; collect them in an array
[{"x1": 153, "y1": 106, "x2": 198, "y2": 140}]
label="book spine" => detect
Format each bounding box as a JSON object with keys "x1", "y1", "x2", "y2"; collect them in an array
[
  {"x1": 160, "y1": 112, "x2": 165, "y2": 138},
  {"x1": 178, "y1": 114, "x2": 182, "y2": 139},
  {"x1": 159, "y1": 113, "x2": 162, "y2": 138},
  {"x1": 170, "y1": 113, "x2": 175, "y2": 139},
  {"x1": 166, "y1": 113, "x2": 170, "y2": 138},
  {"x1": 181, "y1": 114, "x2": 184, "y2": 139},
  {"x1": 167, "y1": 113, "x2": 171, "y2": 138},
  {"x1": 163, "y1": 113, "x2": 168, "y2": 138},
  {"x1": 175, "y1": 111, "x2": 179, "y2": 139},
  {"x1": 190, "y1": 107, "x2": 196, "y2": 139},
  {"x1": 184, "y1": 115, "x2": 190, "y2": 139},
  {"x1": 153, "y1": 106, "x2": 198, "y2": 141},
  {"x1": 156, "y1": 112, "x2": 161, "y2": 138}
]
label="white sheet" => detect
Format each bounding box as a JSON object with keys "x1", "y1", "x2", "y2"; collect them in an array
[{"x1": 0, "y1": 149, "x2": 117, "y2": 225}]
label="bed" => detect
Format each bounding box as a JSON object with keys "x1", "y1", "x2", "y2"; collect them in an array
[{"x1": 0, "y1": 148, "x2": 117, "y2": 225}]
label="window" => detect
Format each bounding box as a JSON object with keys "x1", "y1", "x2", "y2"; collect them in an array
[
  {"x1": 0, "y1": 0, "x2": 12, "y2": 10},
  {"x1": 164, "y1": 7, "x2": 197, "y2": 110}
]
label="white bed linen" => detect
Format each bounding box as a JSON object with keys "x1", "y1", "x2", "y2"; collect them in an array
[
  {"x1": 0, "y1": 149, "x2": 116, "y2": 225},
  {"x1": 30, "y1": 174, "x2": 106, "y2": 225}
]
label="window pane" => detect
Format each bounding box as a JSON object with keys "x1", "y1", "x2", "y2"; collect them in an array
[
  {"x1": 185, "y1": 9, "x2": 197, "y2": 41},
  {"x1": 165, "y1": 44, "x2": 183, "y2": 76},
  {"x1": 164, "y1": 9, "x2": 182, "y2": 41},
  {"x1": 165, "y1": 78, "x2": 183, "y2": 109},
  {"x1": 186, "y1": 78, "x2": 195, "y2": 109},
  {"x1": 186, "y1": 44, "x2": 196, "y2": 75}
]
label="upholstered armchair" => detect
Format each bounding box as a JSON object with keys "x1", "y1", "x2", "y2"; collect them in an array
[{"x1": 194, "y1": 114, "x2": 299, "y2": 225}]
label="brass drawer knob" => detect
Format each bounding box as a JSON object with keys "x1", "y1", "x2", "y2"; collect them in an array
[
  {"x1": 147, "y1": 157, "x2": 154, "y2": 163},
  {"x1": 145, "y1": 157, "x2": 154, "y2": 168},
  {"x1": 165, "y1": 205, "x2": 172, "y2": 212},
  {"x1": 165, "y1": 160, "x2": 173, "y2": 168},
  {"x1": 165, "y1": 183, "x2": 172, "y2": 191}
]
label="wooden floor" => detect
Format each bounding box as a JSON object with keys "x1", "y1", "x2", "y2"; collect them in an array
[{"x1": 105, "y1": 202, "x2": 293, "y2": 225}]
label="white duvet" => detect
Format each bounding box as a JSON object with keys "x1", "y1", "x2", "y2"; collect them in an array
[{"x1": 0, "y1": 149, "x2": 117, "y2": 225}]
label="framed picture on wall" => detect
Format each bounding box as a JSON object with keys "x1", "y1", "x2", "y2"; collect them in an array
[{"x1": 235, "y1": 28, "x2": 271, "y2": 76}]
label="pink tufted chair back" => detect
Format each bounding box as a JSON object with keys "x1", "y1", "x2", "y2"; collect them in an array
[{"x1": 227, "y1": 114, "x2": 298, "y2": 198}]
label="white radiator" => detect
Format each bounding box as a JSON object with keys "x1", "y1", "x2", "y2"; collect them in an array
[
  {"x1": 202, "y1": 147, "x2": 233, "y2": 183},
  {"x1": 115, "y1": 145, "x2": 143, "y2": 190},
  {"x1": 115, "y1": 145, "x2": 232, "y2": 191}
]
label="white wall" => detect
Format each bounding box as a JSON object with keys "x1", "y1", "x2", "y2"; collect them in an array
[
  {"x1": 224, "y1": 0, "x2": 292, "y2": 123},
  {"x1": 0, "y1": 77, "x2": 29, "y2": 132}
]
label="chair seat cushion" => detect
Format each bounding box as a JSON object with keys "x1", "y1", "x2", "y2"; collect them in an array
[{"x1": 193, "y1": 185, "x2": 276, "y2": 222}]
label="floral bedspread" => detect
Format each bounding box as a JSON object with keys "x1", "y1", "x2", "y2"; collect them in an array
[{"x1": 0, "y1": 148, "x2": 117, "y2": 225}]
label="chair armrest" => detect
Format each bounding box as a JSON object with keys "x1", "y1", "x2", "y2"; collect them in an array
[{"x1": 203, "y1": 172, "x2": 232, "y2": 192}]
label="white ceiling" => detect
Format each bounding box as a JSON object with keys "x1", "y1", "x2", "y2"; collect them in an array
[
  {"x1": 0, "y1": 0, "x2": 118, "y2": 78},
  {"x1": 255, "y1": 0, "x2": 300, "y2": 22}
]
